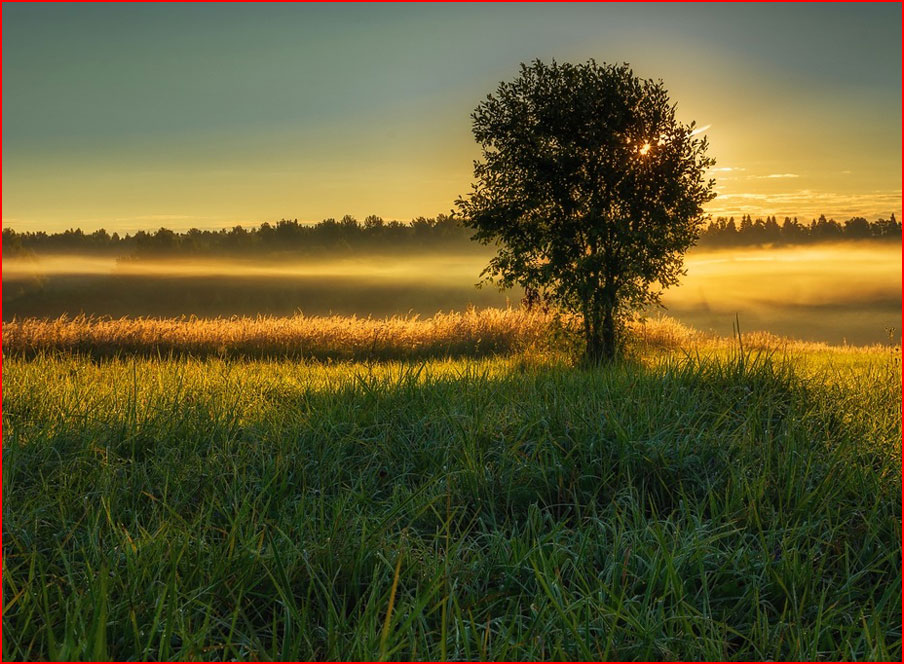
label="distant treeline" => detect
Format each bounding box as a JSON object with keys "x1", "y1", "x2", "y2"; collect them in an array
[
  {"x1": 3, "y1": 212, "x2": 900, "y2": 257},
  {"x1": 698, "y1": 213, "x2": 900, "y2": 247},
  {"x1": 2, "y1": 215, "x2": 470, "y2": 258}
]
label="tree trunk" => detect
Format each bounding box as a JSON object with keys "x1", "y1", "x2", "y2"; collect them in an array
[
  {"x1": 585, "y1": 302, "x2": 616, "y2": 364},
  {"x1": 585, "y1": 325, "x2": 602, "y2": 364},
  {"x1": 601, "y1": 304, "x2": 616, "y2": 361}
]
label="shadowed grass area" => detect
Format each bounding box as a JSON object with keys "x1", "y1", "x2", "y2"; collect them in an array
[{"x1": 3, "y1": 346, "x2": 900, "y2": 660}]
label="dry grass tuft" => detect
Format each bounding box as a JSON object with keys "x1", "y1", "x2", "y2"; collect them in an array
[
  {"x1": 2, "y1": 308, "x2": 556, "y2": 360},
  {"x1": 2, "y1": 307, "x2": 890, "y2": 361}
]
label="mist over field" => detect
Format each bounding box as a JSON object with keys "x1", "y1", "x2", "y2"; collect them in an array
[
  {"x1": 662, "y1": 244, "x2": 901, "y2": 344},
  {"x1": 3, "y1": 243, "x2": 899, "y2": 345}
]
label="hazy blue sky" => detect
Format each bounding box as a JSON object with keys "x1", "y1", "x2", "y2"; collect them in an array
[{"x1": 3, "y1": 2, "x2": 901, "y2": 232}]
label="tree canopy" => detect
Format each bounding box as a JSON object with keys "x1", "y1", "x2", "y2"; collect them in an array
[{"x1": 457, "y1": 60, "x2": 716, "y2": 361}]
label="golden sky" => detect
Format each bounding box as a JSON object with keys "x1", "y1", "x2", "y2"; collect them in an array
[{"x1": 3, "y1": 3, "x2": 901, "y2": 233}]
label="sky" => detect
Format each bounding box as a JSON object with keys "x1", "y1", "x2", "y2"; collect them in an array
[{"x1": 3, "y1": 2, "x2": 901, "y2": 233}]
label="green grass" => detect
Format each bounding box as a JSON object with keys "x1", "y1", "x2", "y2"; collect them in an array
[{"x1": 3, "y1": 346, "x2": 901, "y2": 660}]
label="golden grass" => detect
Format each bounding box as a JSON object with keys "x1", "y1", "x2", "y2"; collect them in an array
[
  {"x1": 1, "y1": 308, "x2": 554, "y2": 360},
  {"x1": 2, "y1": 307, "x2": 893, "y2": 361},
  {"x1": 634, "y1": 315, "x2": 895, "y2": 354}
]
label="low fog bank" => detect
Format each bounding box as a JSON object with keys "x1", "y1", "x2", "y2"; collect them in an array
[
  {"x1": 667, "y1": 244, "x2": 900, "y2": 313},
  {"x1": 4, "y1": 243, "x2": 900, "y2": 345},
  {"x1": 2, "y1": 252, "x2": 495, "y2": 283}
]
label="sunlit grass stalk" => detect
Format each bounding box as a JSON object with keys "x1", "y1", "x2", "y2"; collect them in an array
[{"x1": 3, "y1": 308, "x2": 894, "y2": 362}]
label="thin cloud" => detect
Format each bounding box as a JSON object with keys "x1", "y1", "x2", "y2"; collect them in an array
[
  {"x1": 707, "y1": 188, "x2": 902, "y2": 220},
  {"x1": 749, "y1": 173, "x2": 800, "y2": 180},
  {"x1": 113, "y1": 214, "x2": 210, "y2": 222}
]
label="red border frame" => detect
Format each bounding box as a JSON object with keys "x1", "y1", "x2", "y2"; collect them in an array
[{"x1": 0, "y1": 2, "x2": 900, "y2": 663}]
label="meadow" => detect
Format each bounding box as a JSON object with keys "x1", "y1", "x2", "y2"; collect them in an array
[
  {"x1": 2, "y1": 310, "x2": 901, "y2": 660},
  {"x1": 4, "y1": 243, "x2": 901, "y2": 345}
]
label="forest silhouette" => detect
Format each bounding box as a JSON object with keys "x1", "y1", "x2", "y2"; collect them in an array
[{"x1": 3, "y1": 212, "x2": 899, "y2": 259}]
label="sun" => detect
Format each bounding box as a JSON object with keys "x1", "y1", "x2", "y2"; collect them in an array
[{"x1": 639, "y1": 142, "x2": 651, "y2": 156}]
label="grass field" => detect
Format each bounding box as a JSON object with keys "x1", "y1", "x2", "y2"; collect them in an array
[{"x1": 3, "y1": 311, "x2": 901, "y2": 660}]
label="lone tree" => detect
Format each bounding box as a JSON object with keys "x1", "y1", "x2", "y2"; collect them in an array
[{"x1": 457, "y1": 60, "x2": 716, "y2": 362}]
